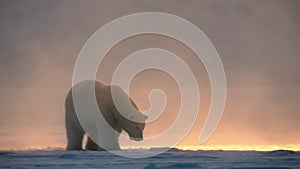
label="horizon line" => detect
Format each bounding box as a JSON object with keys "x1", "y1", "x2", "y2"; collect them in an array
[{"x1": 1, "y1": 144, "x2": 300, "y2": 152}]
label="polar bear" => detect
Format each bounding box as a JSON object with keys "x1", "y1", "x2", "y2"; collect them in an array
[{"x1": 65, "y1": 80, "x2": 147, "y2": 151}]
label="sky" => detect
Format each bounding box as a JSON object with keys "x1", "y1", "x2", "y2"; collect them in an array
[{"x1": 0, "y1": 0, "x2": 300, "y2": 150}]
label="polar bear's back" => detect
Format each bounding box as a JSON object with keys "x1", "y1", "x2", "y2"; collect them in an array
[{"x1": 65, "y1": 80, "x2": 119, "y2": 132}]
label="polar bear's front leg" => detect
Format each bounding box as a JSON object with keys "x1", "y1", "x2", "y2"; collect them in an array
[
  {"x1": 97, "y1": 129, "x2": 121, "y2": 151},
  {"x1": 85, "y1": 136, "x2": 98, "y2": 151},
  {"x1": 65, "y1": 116, "x2": 84, "y2": 150}
]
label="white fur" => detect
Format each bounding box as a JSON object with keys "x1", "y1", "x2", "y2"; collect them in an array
[{"x1": 65, "y1": 80, "x2": 146, "y2": 151}]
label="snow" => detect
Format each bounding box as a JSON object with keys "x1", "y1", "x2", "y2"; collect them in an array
[{"x1": 0, "y1": 149, "x2": 299, "y2": 169}]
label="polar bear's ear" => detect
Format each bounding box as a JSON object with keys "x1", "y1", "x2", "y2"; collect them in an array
[
  {"x1": 129, "y1": 114, "x2": 148, "y2": 122},
  {"x1": 129, "y1": 115, "x2": 134, "y2": 120},
  {"x1": 143, "y1": 115, "x2": 148, "y2": 121}
]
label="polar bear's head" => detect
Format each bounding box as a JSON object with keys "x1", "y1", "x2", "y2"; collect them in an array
[
  {"x1": 121, "y1": 114, "x2": 148, "y2": 141},
  {"x1": 110, "y1": 85, "x2": 148, "y2": 141}
]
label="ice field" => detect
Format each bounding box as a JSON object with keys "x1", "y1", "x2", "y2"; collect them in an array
[{"x1": 1, "y1": 148, "x2": 299, "y2": 169}]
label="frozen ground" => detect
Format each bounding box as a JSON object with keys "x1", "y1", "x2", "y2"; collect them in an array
[{"x1": 0, "y1": 148, "x2": 299, "y2": 169}]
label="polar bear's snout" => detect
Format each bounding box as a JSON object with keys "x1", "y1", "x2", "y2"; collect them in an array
[
  {"x1": 130, "y1": 137, "x2": 143, "y2": 141},
  {"x1": 128, "y1": 130, "x2": 144, "y2": 141},
  {"x1": 129, "y1": 133, "x2": 143, "y2": 141}
]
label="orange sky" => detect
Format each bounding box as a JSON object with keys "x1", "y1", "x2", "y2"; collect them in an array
[{"x1": 0, "y1": 0, "x2": 300, "y2": 151}]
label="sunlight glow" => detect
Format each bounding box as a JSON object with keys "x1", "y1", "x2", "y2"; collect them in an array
[{"x1": 177, "y1": 144, "x2": 300, "y2": 151}]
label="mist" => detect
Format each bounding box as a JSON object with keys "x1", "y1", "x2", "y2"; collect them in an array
[{"x1": 0, "y1": 0, "x2": 299, "y2": 150}]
